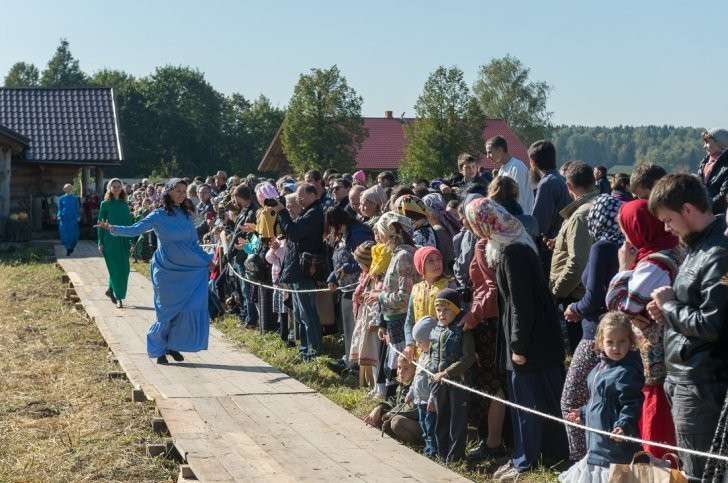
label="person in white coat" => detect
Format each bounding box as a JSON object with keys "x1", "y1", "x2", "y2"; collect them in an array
[{"x1": 486, "y1": 135, "x2": 534, "y2": 214}]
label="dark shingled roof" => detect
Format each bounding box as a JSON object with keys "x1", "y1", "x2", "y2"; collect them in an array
[{"x1": 0, "y1": 87, "x2": 123, "y2": 165}]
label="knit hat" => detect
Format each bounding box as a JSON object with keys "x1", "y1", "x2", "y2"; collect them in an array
[
  {"x1": 353, "y1": 240, "x2": 375, "y2": 268},
  {"x1": 413, "y1": 246, "x2": 442, "y2": 277},
  {"x1": 434, "y1": 288, "x2": 462, "y2": 316},
  {"x1": 353, "y1": 170, "x2": 367, "y2": 185},
  {"x1": 412, "y1": 316, "x2": 437, "y2": 343}
]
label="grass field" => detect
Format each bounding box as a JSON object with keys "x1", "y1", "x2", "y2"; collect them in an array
[{"x1": 0, "y1": 247, "x2": 177, "y2": 482}]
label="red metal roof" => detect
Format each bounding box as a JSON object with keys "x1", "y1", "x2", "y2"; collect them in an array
[{"x1": 354, "y1": 117, "x2": 528, "y2": 171}]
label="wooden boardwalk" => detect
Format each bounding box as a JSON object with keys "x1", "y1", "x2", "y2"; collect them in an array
[{"x1": 55, "y1": 241, "x2": 468, "y2": 482}]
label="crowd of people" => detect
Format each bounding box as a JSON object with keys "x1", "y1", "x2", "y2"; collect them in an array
[{"x1": 70, "y1": 129, "x2": 728, "y2": 482}]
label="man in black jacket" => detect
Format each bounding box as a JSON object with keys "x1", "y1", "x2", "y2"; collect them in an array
[
  {"x1": 647, "y1": 174, "x2": 728, "y2": 481},
  {"x1": 273, "y1": 183, "x2": 326, "y2": 360}
]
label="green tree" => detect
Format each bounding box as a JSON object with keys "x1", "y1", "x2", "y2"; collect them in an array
[
  {"x1": 138, "y1": 66, "x2": 223, "y2": 175},
  {"x1": 90, "y1": 69, "x2": 158, "y2": 176},
  {"x1": 40, "y1": 39, "x2": 88, "y2": 87},
  {"x1": 400, "y1": 66, "x2": 485, "y2": 181},
  {"x1": 281, "y1": 65, "x2": 365, "y2": 175},
  {"x1": 473, "y1": 55, "x2": 551, "y2": 144},
  {"x1": 3, "y1": 62, "x2": 40, "y2": 87}
]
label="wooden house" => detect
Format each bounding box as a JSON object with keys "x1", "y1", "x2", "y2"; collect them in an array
[{"x1": 0, "y1": 87, "x2": 123, "y2": 236}]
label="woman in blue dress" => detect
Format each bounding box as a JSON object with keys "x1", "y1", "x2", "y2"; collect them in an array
[
  {"x1": 57, "y1": 183, "x2": 80, "y2": 256},
  {"x1": 97, "y1": 179, "x2": 213, "y2": 364}
]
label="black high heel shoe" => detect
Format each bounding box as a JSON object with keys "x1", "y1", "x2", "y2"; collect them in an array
[{"x1": 105, "y1": 288, "x2": 117, "y2": 304}]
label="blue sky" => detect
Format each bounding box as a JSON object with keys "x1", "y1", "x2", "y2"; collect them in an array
[{"x1": 1, "y1": 0, "x2": 726, "y2": 127}]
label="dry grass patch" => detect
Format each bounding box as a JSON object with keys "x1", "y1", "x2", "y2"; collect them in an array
[{"x1": 0, "y1": 248, "x2": 177, "y2": 482}]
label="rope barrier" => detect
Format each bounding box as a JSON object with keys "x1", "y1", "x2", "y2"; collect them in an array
[
  {"x1": 384, "y1": 344, "x2": 728, "y2": 464},
  {"x1": 226, "y1": 262, "x2": 359, "y2": 294},
  {"x1": 212, "y1": 243, "x2": 728, "y2": 464}
]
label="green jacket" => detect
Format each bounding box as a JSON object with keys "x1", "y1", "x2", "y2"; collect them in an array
[{"x1": 549, "y1": 189, "x2": 598, "y2": 300}]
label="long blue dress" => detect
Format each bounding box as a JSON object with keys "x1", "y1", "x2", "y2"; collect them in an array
[
  {"x1": 57, "y1": 193, "x2": 80, "y2": 251},
  {"x1": 109, "y1": 207, "x2": 212, "y2": 358}
]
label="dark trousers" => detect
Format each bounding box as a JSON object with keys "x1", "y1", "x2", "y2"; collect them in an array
[
  {"x1": 417, "y1": 403, "x2": 437, "y2": 457},
  {"x1": 258, "y1": 286, "x2": 274, "y2": 333},
  {"x1": 432, "y1": 381, "x2": 468, "y2": 463},
  {"x1": 241, "y1": 279, "x2": 258, "y2": 325},
  {"x1": 507, "y1": 366, "x2": 569, "y2": 472},
  {"x1": 664, "y1": 381, "x2": 728, "y2": 482},
  {"x1": 278, "y1": 312, "x2": 289, "y2": 342}
]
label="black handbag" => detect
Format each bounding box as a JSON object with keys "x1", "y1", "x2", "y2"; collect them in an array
[{"x1": 299, "y1": 252, "x2": 326, "y2": 282}]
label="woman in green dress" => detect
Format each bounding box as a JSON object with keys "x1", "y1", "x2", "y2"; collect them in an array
[{"x1": 98, "y1": 178, "x2": 133, "y2": 308}]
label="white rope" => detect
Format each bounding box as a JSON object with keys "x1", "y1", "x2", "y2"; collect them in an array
[
  {"x1": 226, "y1": 262, "x2": 358, "y2": 294},
  {"x1": 220, "y1": 257, "x2": 728, "y2": 464},
  {"x1": 384, "y1": 344, "x2": 728, "y2": 463}
]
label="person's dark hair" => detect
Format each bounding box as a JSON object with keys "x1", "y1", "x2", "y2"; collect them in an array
[
  {"x1": 234, "y1": 185, "x2": 253, "y2": 201},
  {"x1": 488, "y1": 175, "x2": 519, "y2": 204},
  {"x1": 305, "y1": 169, "x2": 323, "y2": 183},
  {"x1": 301, "y1": 183, "x2": 319, "y2": 196},
  {"x1": 413, "y1": 187, "x2": 430, "y2": 199},
  {"x1": 413, "y1": 178, "x2": 428, "y2": 187},
  {"x1": 162, "y1": 179, "x2": 194, "y2": 217},
  {"x1": 629, "y1": 163, "x2": 667, "y2": 194},
  {"x1": 528, "y1": 140, "x2": 557, "y2": 171},
  {"x1": 325, "y1": 206, "x2": 354, "y2": 235},
  {"x1": 193, "y1": 176, "x2": 205, "y2": 184},
  {"x1": 378, "y1": 171, "x2": 396, "y2": 186},
  {"x1": 486, "y1": 136, "x2": 508, "y2": 153},
  {"x1": 334, "y1": 177, "x2": 352, "y2": 189},
  {"x1": 648, "y1": 174, "x2": 710, "y2": 215},
  {"x1": 388, "y1": 185, "x2": 414, "y2": 210},
  {"x1": 457, "y1": 152, "x2": 477, "y2": 169},
  {"x1": 565, "y1": 161, "x2": 595, "y2": 190},
  {"x1": 595, "y1": 166, "x2": 607, "y2": 176},
  {"x1": 611, "y1": 173, "x2": 630, "y2": 192}
]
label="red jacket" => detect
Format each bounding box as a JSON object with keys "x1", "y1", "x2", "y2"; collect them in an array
[{"x1": 467, "y1": 238, "x2": 498, "y2": 327}]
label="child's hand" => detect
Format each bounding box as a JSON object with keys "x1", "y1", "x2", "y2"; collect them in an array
[
  {"x1": 433, "y1": 371, "x2": 448, "y2": 382},
  {"x1": 566, "y1": 410, "x2": 581, "y2": 423},
  {"x1": 611, "y1": 426, "x2": 625, "y2": 442},
  {"x1": 646, "y1": 300, "x2": 665, "y2": 323}
]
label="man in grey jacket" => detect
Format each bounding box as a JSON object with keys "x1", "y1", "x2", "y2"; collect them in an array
[{"x1": 648, "y1": 174, "x2": 728, "y2": 482}]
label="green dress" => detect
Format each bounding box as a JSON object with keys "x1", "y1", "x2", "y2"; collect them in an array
[{"x1": 98, "y1": 198, "x2": 134, "y2": 300}]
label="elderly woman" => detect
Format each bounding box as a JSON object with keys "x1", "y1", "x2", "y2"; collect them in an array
[
  {"x1": 466, "y1": 198, "x2": 568, "y2": 480},
  {"x1": 359, "y1": 184, "x2": 388, "y2": 228},
  {"x1": 698, "y1": 128, "x2": 728, "y2": 214},
  {"x1": 367, "y1": 212, "x2": 419, "y2": 400}
]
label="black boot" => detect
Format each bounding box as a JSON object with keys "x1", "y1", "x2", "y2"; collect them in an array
[
  {"x1": 105, "y1": 288, "x2": 117, "y2": 304},
  {"x1": 167, "y1": 351, "x2": 184, "y2": 362},
  {"x1": 156, "y1": 355, "x2": 169, "y2": 365}
]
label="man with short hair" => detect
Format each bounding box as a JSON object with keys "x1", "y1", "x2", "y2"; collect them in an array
[
  {"x1": 273, "y1": 183, "x2": 326, "y2": 360},
  {"x1": 550, "y1": 162, "x2": 598, "y2": 353},
  {"x1": 348, "y1": 184, "x2": 365, "y2": 219},
  {"x1": 594, "y1": 165, "x2": 611, "y2": 194},
  {"x1": 486, "y1": 136, "x2": 534, "y2": 213},
  {"x1": 647, "y1": 174, "x2": 728, "y2": 481},
  {"x1": 377, "y1": 171, "x2": 396, "y2": 190},
  {"x1": 629, "y1": 163, "x2": 667, "y2": 199},
  {"x1": 331, "y1": 178, "x2": 351, "y2": 209}
]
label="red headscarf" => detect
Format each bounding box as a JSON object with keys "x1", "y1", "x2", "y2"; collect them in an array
[
  {"x1": 618, "y1": 199, "x2": 678, "y2": 263},
  {"x1": 413, "y1": 246, "x2": 441, "y2": 277}
]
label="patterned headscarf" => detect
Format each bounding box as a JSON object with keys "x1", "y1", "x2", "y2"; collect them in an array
[
  {"x1": 394, "y1": 194, "x2": 428, "y2": 218},
  {"x1": 375, "y1": 211, "x2": 414, "y2": 238},
  {"x1": 465, "y1": 198, "x2": 537, "y2": 264},
  {"x1": 587, "y1": 194, "x2": 624, "y2": 244},
  {"x1": 422, "y1": 192, "x2": 461, "y2": 237}
]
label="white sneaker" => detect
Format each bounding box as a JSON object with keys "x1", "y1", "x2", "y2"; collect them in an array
[{"x1": 497, "y1": 466, "x2": 521, "y2": 482}]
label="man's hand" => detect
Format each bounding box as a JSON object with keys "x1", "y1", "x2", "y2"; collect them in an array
[
  {"x1": 433, "y1": 371, "x2": 448, "y2": 382},
  {"x1": 511, "y1": 353, "x2": 527, "y2": 366},
  {"x1": 611, "y1": 426, "x2": 625, "y2": 442},
  {"x1": 651, "y1": 286, "x2": 676, "y2": 309},
  {"x1": 545, "y1": 238, "x2": 556, "y2": 251},
  {"x1": 566, "y1": 410, "x2": 581, "y2": 423},
  {"x1": 327, "y1": 283, "x2": 337, "y2": 293}
]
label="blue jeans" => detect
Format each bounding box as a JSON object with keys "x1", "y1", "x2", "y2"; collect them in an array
[
  {"x1": 291, "y1": 279, "x2": 322, "y2": 357},
  {"x1": 417, "y1": 403, "x2": 437, "y2": 457}
]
